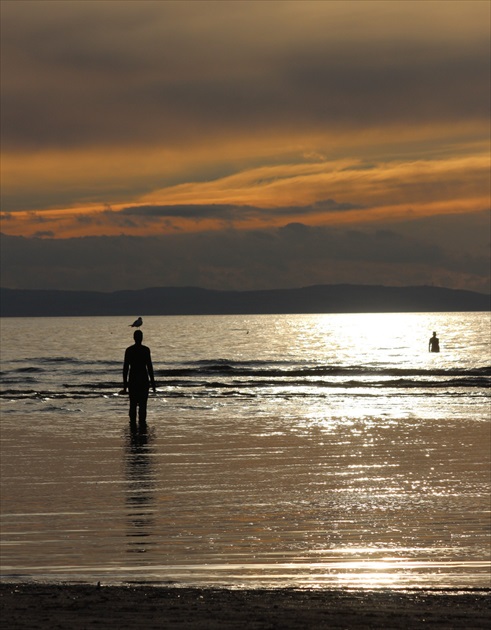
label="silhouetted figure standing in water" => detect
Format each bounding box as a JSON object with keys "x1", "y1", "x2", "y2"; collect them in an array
[
  {"x1": 123, "y1": 330, "x2": 156, "y2": 424},
  {"x1": 429, "y1": 331, "x2": 440, "y2": 353}
]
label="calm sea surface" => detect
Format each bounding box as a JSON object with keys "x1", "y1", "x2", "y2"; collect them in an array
[{"x1": 0, "y1": 312, "x2": 490, "y2": 590}]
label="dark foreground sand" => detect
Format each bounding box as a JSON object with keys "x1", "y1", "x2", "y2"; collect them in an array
[{"x1": 1, "y1": 583, "x2": 489, "y2": 629}]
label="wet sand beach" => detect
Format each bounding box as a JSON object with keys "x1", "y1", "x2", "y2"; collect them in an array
[
  {"x1": 2, "y1": 316, "x2": 490, "y2": 624},
  {"x1": 1, "y1": 583, "x2": 489, "y2": 629}
]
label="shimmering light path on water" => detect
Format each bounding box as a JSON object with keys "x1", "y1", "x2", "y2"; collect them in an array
[{"x1": 1, "y1": 313, "x2": 490, "y2": 588}]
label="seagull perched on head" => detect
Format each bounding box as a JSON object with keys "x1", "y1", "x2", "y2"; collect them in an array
[{"x1": 129, "y1": 317, "x2": 143, "y2": 328}]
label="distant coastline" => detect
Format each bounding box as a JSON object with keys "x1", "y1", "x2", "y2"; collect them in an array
[{"x1": 0, "y1": 284, "x2": 489, "y2": 317}]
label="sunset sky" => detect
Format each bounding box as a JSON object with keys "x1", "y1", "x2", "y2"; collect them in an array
[{"x1": 1, "y1": 0, "x2": 490, "y2": 292}]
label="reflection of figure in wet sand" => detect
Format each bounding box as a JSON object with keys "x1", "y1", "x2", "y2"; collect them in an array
[
  {"x1": 123, "y1": 330, "x2": 156, "y2": 425},
  {"x1": 429, "y1": 331, "x2": 440, "y2": 353},
  {"x1": 124, "y1": 424, "x2": 156, "y2": 554}
]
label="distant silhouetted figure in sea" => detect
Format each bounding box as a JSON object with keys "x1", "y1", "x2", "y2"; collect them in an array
[
  {"x1": 429, "y1": 331, "x2": 440, "y2": 353},
  {"x1": 123, "y1": 330, "x2": 156, "y2": 424},
  {"x1": 130, "y1": 317, "x2": 143, "y2": 328}
]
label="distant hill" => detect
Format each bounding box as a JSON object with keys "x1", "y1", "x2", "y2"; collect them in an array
[{"x1": 0, "y1": 285, "x2": 489, "y2": 317}]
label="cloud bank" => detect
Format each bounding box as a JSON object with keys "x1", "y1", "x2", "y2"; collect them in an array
[{"x1": 2, "y1": 210, "x2": 489, "y2": 294}]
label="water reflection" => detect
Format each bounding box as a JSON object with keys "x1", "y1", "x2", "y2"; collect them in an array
[{"x1": 123, "y1": 422, "x2": 157, "y2": 554}]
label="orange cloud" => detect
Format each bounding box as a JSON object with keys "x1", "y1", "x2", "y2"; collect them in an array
[{"x1": 1, "y1": 156, "x2": 487, "y2": 239}]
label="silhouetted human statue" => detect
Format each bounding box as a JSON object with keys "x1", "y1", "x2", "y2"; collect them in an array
[
  {"x1": 123, "y1": 330, "x2": 156, "y2": 424},
  {"x1": 429, "y1": 331, "x2": 440, "y2": 353}
]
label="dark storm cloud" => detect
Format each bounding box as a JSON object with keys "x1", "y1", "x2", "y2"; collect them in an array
[
  {"x1": 1, "y1": 211, "x2": 489, "y2": 293},
  {"x1": 118, "y1": 199, "x2": 362, "y2": 221},
  {"x1": 275, "y1": 223, "x2": 443, "y2": 266},
  {"x1": 119, "y1": 204, "x2": 256, "y2": 220},
  {"x1": 2, "y1": 1, "x2": 489, "y2": 151}
]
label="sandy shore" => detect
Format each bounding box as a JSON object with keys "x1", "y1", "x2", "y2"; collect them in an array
[{"x1": 1, "y1": 583, "x2": 489, "y2": 629}]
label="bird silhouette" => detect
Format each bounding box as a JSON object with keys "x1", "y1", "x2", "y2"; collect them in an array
[{"x1": 129, "y1": 317, "x2": 143, "y2": 328}]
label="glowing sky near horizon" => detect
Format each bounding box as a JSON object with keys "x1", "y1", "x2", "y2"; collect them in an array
[{"x1": 0, "y1": 0, "x2": 489, "y2": 292}]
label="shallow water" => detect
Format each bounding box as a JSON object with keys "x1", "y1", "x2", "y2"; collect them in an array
[{"x1": 1, "y1": 313, "x2": 490, "y2": 588}]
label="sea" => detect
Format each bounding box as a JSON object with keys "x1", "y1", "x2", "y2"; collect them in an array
[{"x1": 0, "y1": 312, "x2": 490, "y2": 590}]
